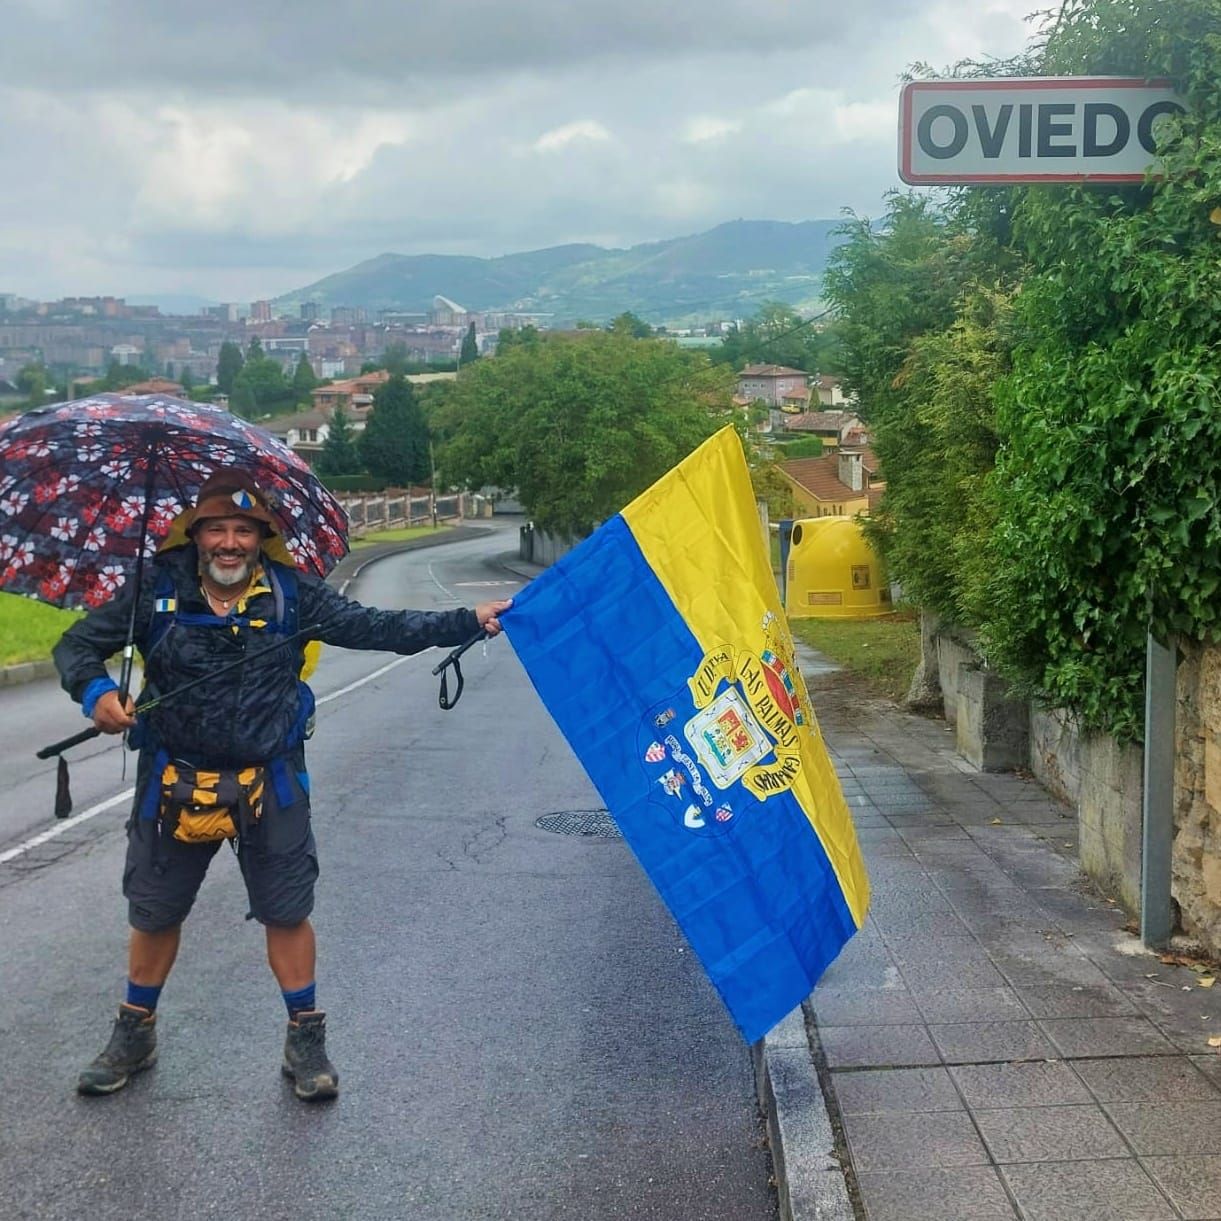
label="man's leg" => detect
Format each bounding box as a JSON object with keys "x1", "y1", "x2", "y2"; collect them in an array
[
  {"x1": 78, "y1": 809, "x2": 219, "y2": 1097},
  {"x1": 267, "y1": 920, "x2": 337, "y2": 1102},
  {"x1": 129, "y1": 925, "x2": 182, "y2": 987},
  {"x1": 265, "y1": 919, "x2": 315, "y2": 991},
  {"x1": 242, "y1": 769, "x2": 335, "y2": 1101}
]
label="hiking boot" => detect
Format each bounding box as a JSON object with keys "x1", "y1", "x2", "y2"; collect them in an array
[
  {"x1": 77, "y1": 1003, "x2": 158, "y2": 1095},
  {"x1": 282, "y1": 1010, "x2": 338, "y2": 1101}
]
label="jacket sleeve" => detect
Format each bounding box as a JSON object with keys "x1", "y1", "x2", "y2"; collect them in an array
[
  {"x1": 299, "y1": 574, "x2": 480, "y2": 654},
  {"x1": 52, "y1": 573, "x2": 155, "y2": 704}
]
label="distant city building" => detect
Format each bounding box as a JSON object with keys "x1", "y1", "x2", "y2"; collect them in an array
[
  {"x1": 737, "y1": 364, "x2": 809, "y2": 407},
  {"x1": 329, "y1": 306, "x2": 367, "y2": 326},
  {"x1": 205, "y1": 304, "x2": 240, "y2": 323},
  {"x1": 311, "y1": 370, "x2": 390, "y2": 415},
  {"x1": 300, "y1": 302, "x2": 321, "y2": 322},
  {"x1": 814, "y1": 375, "x2": 853, "y2": 408},
  {"x1": 428, "y1": 295, "x2": 468, "y2": 327},
  {"x1": 250, "y1": 300, "x2": 273, "y2": 322},
  {"x1": 109, "y1": 344, "x2": 143, "y2": 365}
]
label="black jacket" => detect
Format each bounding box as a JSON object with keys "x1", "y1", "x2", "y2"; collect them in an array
[{"x1": 53, "y1": 544, "x2": 480, "y2": 766}]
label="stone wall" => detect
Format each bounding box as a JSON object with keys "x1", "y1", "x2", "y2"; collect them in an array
[
  {"x1": 1028, "y1": 707, "x2": 1082, "y2": 807},
  {"x1": 924, "y1": 620, "x2": 1143, "y2": 913},
  {"x1": 919, "y1": 621, "x2": 1221, "y2": 941},
  {"x1": 1076, "y1": 729, "x2": 1144, "y2": 913},
  {"x1": 1173, "y1": 642, "x2": 1221, "y2": 947}
]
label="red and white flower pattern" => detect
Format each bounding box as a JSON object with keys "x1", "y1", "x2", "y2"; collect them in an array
[{"x1": 0, "y1": 392, "x2": 348, "y2": 608}]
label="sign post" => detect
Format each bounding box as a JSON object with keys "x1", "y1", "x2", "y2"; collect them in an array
[{"x1": 899, "y1": 78, "x2": 1187, "y2": 185}]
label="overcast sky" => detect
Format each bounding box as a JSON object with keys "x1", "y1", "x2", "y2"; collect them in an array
[{"x1": 0, "y1": 0, "x2": 1040, "y2": 302}]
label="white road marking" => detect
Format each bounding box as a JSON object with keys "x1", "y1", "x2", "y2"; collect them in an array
[
  {"x1": 452, "y1": 580, "x2": 518, "y2": 587},
  {"x1": 2, "y1": 651, "x2": 422, "y2": 866},
  {"x1": 0, "y1": 788, "x2": 134, "y2": 865},
  {"x1": 3, "y1": 548, "x2": 493, "y2": 866}
]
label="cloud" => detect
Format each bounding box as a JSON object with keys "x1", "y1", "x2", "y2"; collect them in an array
[
  {"x1": 533, "y1": 121, "x2": 613, "y2": 153},
  {"x1": 683, "y1": 117, "x2": 744, "y2": 144},
  {"x1": 0, "y1": 0, "x2": 1048, "y2": 299}
]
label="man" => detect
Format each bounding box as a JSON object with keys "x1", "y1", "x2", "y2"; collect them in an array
[{"x1": 53, "y1": 471, "x2": 510, "y2": 1102}]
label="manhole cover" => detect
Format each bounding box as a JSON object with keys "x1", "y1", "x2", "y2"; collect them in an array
[{"x1": 535, "y1": 809, "x2": 622, "y2": 839}]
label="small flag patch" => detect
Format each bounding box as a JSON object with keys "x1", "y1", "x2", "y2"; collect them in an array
[
  {"x1": 232, "y1": 489, "x2": 255, "y2": 510},
  {"x1": 154, "y1": 597, "x2": 176, "y2": 613}
]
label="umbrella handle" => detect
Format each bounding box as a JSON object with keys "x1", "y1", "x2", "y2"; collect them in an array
[{"x1": 36, "y1": 725, "x2": 101, "y2": 760}]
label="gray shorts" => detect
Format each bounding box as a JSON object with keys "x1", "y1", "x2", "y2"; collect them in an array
[{"x1": 123, "y1": 755, "x2": 319, "y2": 932}]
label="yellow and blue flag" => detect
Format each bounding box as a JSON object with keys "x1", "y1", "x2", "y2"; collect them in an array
[{"x1": 505, "y1": 426, "x2": 869, "y2": 1042}]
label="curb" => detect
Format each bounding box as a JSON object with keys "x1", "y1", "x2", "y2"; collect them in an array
[
  {"x1": 755, "y1": 1008, "x2": 854, "y2": 1221},
  {"x1": 330, "y1": 524, "x2": 495, "y2": 594},
  {"x1": 0, "y1": 659, "x2": 57, "y2": 688}
]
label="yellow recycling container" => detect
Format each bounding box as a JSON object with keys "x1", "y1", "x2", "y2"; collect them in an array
[{"x1": 784, "y1": 516, "x2": 891, "y2": 619}]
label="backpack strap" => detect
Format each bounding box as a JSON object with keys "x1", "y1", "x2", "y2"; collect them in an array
[
  {"x1": 264, "y1": 560, "x2": 299, "y2": 636},
  {"x1": 145, "y1": 566, "x2": 179, "y2": 657}
]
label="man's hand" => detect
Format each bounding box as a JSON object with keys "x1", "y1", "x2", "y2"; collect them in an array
[
  {"x1": 475, "y1": 598, "x2": 513, "y2": 637},
  {"x1": 92, "y1": 690, "x2": 137, "y2": 734}
]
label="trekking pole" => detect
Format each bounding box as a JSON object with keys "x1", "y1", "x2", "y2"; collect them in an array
[
  {"x1": 432, "y1": 630, "x2": 488, "y2": 710},
  {"x1": 35, "y1": 621, "x2": 328, "y2": 760}
]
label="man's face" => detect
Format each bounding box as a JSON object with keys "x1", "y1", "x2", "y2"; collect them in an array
[{"x1": 195, "y1": 515, "x2": 262, "y2": 588}]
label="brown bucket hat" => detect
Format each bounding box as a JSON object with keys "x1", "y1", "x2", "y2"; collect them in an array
[{"x1": 185, "y1": 470, "x2": 278, "y2": 535}]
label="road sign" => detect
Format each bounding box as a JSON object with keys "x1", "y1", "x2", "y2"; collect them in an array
[{"x1": 899, "y1": 77, "x2": 1188, "y2": 185}]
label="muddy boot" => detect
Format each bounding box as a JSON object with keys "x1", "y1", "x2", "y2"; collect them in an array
[
  {"x1": 77, "y1": 1003, "x2": 158, "y2": 1095},
  {"x1": 282, "y1": 1010, "x2": 338, "y2": 1101}
]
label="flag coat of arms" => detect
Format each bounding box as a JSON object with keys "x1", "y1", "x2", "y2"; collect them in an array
[{"x1": 505, "y1": 426, "x2": 870, "y2": 1042}]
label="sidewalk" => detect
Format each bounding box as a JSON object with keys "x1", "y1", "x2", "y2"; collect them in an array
[{"x1": 773, "y1": 651, "x2": 1221, "y2": 1221}]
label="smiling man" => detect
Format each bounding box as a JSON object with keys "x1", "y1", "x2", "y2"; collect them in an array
[{"x1": 53, "y1": 471, "x2": 510, "y2": 1102}]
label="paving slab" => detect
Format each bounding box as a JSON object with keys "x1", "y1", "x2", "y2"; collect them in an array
[
  {"x1": 775, "y1": 655, "x2": 1221, "y2": 1219},
  {"x1": 1000, "y1": 1160, "x2": 1176, "y2": 1221}
]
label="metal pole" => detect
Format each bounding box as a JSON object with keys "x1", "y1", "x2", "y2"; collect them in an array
[{"x1": 1141, "y1": 631, "x2": 1176, "y2": 948}]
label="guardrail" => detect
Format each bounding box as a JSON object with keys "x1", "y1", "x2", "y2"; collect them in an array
[{"x1": 338, "y1": 492, "x2": 467, "y2": 536}]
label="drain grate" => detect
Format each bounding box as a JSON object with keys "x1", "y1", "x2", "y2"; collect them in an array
[{"x1": 535, "y1": 809, "x2": 622, "y2": 839}]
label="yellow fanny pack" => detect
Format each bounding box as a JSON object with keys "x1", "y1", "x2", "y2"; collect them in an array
[{"x1": 160, "y1": 762, "x2": 265, "y2": 844}]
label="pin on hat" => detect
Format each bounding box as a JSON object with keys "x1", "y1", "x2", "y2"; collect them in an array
[{"x1": 186, "y1": 471, "x2": 278, "y2": 534}]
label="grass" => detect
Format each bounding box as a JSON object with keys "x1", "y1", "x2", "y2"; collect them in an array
[
  {"x1": 0, "y1": 523, "x2": 456, "y2": 668},
  {"x1": 0, "y1": 593, "x2": 82, "y2": 666},
  {"x1": 351, "y1": 523, "x2": 453, "y2": 549},
  {"x1": 789, "y1": 612, "x2": 921, "y2": 703}
]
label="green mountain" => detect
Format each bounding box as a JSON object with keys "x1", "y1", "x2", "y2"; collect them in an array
[{"x1": 274, "y1": 220, "x2": 844, "y2": 325}]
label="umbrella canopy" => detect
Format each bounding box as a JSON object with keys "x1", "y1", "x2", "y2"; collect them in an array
[{"x1": 0, "y1": 393, "x2": 349, "y2": 610}]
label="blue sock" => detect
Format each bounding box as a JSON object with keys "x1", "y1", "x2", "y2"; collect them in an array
[
  {"x1": 126, "y1": 980, "x2": 162, "y2": 1012},
  {"x1": 283, "y1": 983, "x2": 316, "y2": 1017}
]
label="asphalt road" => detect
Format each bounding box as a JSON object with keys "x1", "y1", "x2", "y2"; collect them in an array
[{"x1": 0, "y1": 523, "x2": 776, "y2": 1221}]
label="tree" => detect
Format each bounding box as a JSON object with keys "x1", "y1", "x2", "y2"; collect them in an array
[
  {"x1": 16, "y1": 363, "x2": 46, "y2": 409},
  {"x1": 383, "y1": 342, "x2": 409, "y2": 376},
  {"x1": 316, "y1": 407, "x2": 362, "y2": 477},
  {"x1": 216, "y1": 341, "x2": 244, "y2": 395},
  {"x1": 98, "y1": 359, "x2": 152, "y2": 391},
  {"x1": 712, "y1": 302, "x2": 841, "y2": 376},
  {"x1": 181, "y1": 366, "x2": 195, "y2": 392},
  {"x1": 436, "y1": 330, "x2": 735, "y2": 538},
  {"x1": 230, "y1": 380, "x2": 256, "y2": 418},
  {"x1": 609, "y1": 311, "x2": 653, "y2": 338},
  {"x1": 292, "y1": 353, "x2": 318, "y2": 399},
  {"x1": 246, "y1": 336, "x2": 265, "y2": 361},
  {"x1": 459, "y1": 322, "x2": 479, "y2": 366},
  {"x1": 359, "y1": 373, "x2": 430, "y2": 486},
  {"x1": 233, "y1": 357, "x2": 288, "y2": 415},
  {"x1": 496, "y1": 325, "x2": 540, "y2": 353}
]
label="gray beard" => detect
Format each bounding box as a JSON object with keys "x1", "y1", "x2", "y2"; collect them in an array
[{"x1": 203, "y1": 555, "x2": 254, "y2": 588}]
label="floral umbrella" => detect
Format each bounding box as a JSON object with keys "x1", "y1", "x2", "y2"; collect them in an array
[{"x1": 0, "y1": 393, "x2": 349, "y2": 610}]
